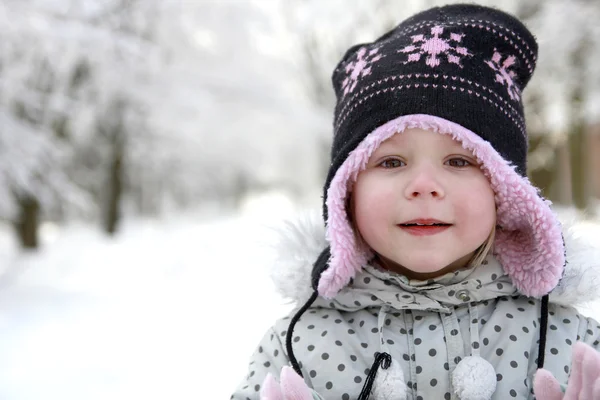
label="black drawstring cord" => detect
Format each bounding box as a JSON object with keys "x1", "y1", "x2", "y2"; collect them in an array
[
  {"x1": 286, "y1": 291, "x2": 319, "y2": 377},
  {"x1": 357, "y1": 352, "x2": 392, "y2": 400},
  {"x1": 537, "y1": 294, "x2": 550, "y2": 369}
]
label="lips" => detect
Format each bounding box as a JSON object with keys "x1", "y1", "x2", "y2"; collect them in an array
[
  {"x1": 398, "y1": 219, "x2": 452, "y2": 236},
  {"x1": 399, "y1": 218, "x2": 452, "y2": 226}
]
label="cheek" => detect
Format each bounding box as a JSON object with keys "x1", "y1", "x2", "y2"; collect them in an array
[
  {"x1": 353, "y1": 177, "x2": 397, "y2": 242},
  {"x1": 454, "y1": 181, "x2": 496, "y2": 232}
]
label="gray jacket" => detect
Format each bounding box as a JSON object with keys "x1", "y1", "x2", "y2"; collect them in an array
[{"x1": 231, "y1": 215, "x2": 600, "y2": 399}]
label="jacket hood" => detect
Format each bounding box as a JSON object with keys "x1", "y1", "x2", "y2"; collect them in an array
[{"x1": 270, "y1": 210, "x2": 600, "y2": 309}]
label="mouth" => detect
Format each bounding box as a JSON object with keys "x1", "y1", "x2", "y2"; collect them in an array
[{"x1": 398, "y1": 219, "x2": 452, "y2": 236}]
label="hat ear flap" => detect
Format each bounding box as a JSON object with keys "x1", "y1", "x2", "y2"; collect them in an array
[{"x1": 311, "y1": 247, "x2": 331, "y2": 291}]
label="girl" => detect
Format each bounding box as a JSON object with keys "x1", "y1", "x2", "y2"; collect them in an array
[{"x1": 231, "y1": 4, "x2": 600, "y2": 399}]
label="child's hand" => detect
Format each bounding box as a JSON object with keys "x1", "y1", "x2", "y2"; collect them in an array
[
  {"x1": 534, "y1": 342, "x2": 600, "y2": 399},
  {"x1": 260, "y1": 366, "x2": 316, "y2": 400}
]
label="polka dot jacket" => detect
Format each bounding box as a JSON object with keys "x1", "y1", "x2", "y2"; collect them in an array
[{"x1": 231, "y1": 219, "x2": 600, "y2": 400}]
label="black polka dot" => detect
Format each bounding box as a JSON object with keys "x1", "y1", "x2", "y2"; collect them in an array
[
  {"x1": 350, "y1": 355, "x2": 357, "y2": 362},
  {"x1": 274, "y1": 349, "x2": 279, "y2": 357},
  {"x1": 564, "y1": 365, "x2": 569, "y2": 374},
  {"x1": 258, "y1": 346, "x2": 263, "y2": 353},
  {"x1": 414, "y1": 338, "x2": 422, "y2": 345},
  {"x1": 429, "y1": 349, "x2": 437, "y2": 357},
  {"x1": 400, "y1": 328, "x2": 407, "y2": 334},
  {"x1": 524, "y1": 351, "x2": 529, "y2": 359},
  {"x1": 338, "y1": 364, "x2": 345, "y2": 372},
  {"x1": 566, "y1": 338, "x2": 572, "y2": 345},
  {"x1": 494, "y1": 325, "x2": 502, "y2": 332},
  {"x1": 510, "y1": 335, "x2": 517, "y2": 341},
  {"x1": 342, "y1": 394, "x2": 350, "y2": 400},
  {"x1": 563, "y1": 319, "x2": 571, "y2": 324},
  {"x1": 522, "y1": 327, "x2": 529, "y2": 333},
  {"x1": 354, "y1": 376, "x2": 362, "y2": 383},
  {"x1": 518, "y1": 307, "x2": 525, "y2": 312},
  {"x1": 294, "y1": 336, "x2": 300, "y2": 343},
  {"x1": 348, "y1": 329, "x2": 355, "y2": 334},
  {"x1": 430, "y1": 379, "x2": 438, "y2": 387},
  {"x1": 387, "y1": 339, "x2": 395, "y2": 345},
  {"x1": 307, "y1": 325, "x2": 315, "y2": 330},
  {"x1": 364, "y1": 277, "x2": 371, "y2": 284},
  {"x1": 335, "y1": 319, "x2": 342, "y2": 324},
  {"x1": 496, "y1": 348, "x2": 503, "y2": 356},
  {"x1": 510, "y1": 361, "x2": 518, "y2": 368},
  {"x1": 506, "y1": 313, "x2": 514, "y2": 319},
  {"x1": 510, "y1": 389, "x2": 517, "y2": 397},
  {"x1": 403, "y1": 354, "x2": 410, "y2": 361},
  {"x1": 310, "y1": 370, "x2": 317, "y2": 378},
  {"x1": 264, "y1": 361, "x2": 271, "y2": 367},
  {"x1": 497, "y1": 283, "x2": 503, "y2": 290},
  {"x1": 454, "y1": 356, "x2": 462, "y2": 364},
  {"x1": 472, "y1": 342, "x2": 480, "y2": 349},
  {"x1": 254, "y1": 384, "x2": 260, "y2": 392},
  {"x1": 361, "y1": 343, "x2": 368, "y2": 348},
  {"x1": 322, "y1": 353, "x2": 329, "y2": 360},
  {"x1": 335, "y1": 340, "x2": 343, "y2": 346},
  {"x1": 326, "y1": 381, "x2": 333, "y2": 390},
  {"x1": 321, "y1": 331, "x2": 328, "y2": 337},
  {"x1": 551, "y1": 348, "x2": 558, "y2": 355},
  {"x1": 416, "y1": 366, "x2": 422, "y2": 374},
  {"x1": 308, "y1": 345, "x2": 315, "y2": 351},
  {"x1": 429, "y1": 325, "x2": 437, "y2": 331},
  {"x1": 483, "y1": 338, "x2": 489, "y2": 346},
  {"x1": 445, "y1": 393, "x2": 451, "y2": 400},
  {"x1": 451, "y1": 329, "x2": 458, "y2": 336},
  {"x1": 497, "y1": 374, "x2": 503, "y2": 381}
]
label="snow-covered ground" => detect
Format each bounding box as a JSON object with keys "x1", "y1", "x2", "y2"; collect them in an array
[
  {"x1": 0, "y1": 195, "x2": 598, "y2": 400},
  {"x1": 0, "y1": 192, "x2": 302, "y2": 400}
]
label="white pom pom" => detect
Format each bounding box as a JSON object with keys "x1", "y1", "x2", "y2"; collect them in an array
[
  {"x1": 372, "y1": 358, "x2": 407, "y2": 400},
  {"x1": 452, "y1": 356, "x2": 497, "y2": 400}
]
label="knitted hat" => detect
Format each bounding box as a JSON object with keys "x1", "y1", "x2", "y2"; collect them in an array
[{"x1": 315, "y1": 4, "x2": 565, "y2": 299}]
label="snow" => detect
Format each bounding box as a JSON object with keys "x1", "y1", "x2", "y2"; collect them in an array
[{"x1": 0, "y1": 192, "x2": 301, "y2": 400}]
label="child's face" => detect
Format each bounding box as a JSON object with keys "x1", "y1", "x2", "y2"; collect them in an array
[{"x1": 353, "y1": 128, "x2": 496, "y2": 279}]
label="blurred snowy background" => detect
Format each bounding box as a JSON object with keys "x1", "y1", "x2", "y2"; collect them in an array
[{"x1": 0, "y1": 0, "x2": 599, "y2": 399}]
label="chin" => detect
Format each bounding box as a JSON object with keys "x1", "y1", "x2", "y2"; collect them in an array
[{"x1": 398, "y1": 256, "x2": 454, "y2": 273}]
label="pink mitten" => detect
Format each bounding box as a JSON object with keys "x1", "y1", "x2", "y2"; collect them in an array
[
  {"x1": 534, "y1": 341, "x2": 600, "y2": 399},
  {"x1": 260, "y1": 366, "x2": 314, "y2": 400}
]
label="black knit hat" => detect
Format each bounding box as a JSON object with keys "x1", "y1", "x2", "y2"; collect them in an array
[
  {"x1": 324, "y1": 3, "x2": 537, "y2": 221},
  {"x1": 313, "y1": 4, "x2": 565, "y2": 300}
]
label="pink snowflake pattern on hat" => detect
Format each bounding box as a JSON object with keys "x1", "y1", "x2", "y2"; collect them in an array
[
  {"x1": 341, "y1": 46, "x2": 382, "y2": 96},
  {"x1": 399, "y1": 26, "x2": 471, "y2": 68},
  {"x1": 485, "y1": 50, "x2": 520, "y2": 101}
]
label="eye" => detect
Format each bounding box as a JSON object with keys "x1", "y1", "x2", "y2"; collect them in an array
[
  {"x1": 446, "y1": 157, "x2": 472, "y2": 168},
  {"x1": 379, "y1": 158, "x2": 405, "y2": 168}
]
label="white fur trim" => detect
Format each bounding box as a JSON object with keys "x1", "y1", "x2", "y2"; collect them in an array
[
  {"x1": 452, "y1": 356, "x2": 496, "y2": 400},
  {"x1": 372, "y1": 358, "x2": 407, "y2": 400},
  {"x1": 550, "y1": 217, "x2": 600, "y2": 306},
  {"x1": 269, "y1": 210, "x2": 327, "y2": 304}
]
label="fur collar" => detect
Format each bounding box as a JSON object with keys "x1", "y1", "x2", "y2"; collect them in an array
[{"x1": 270, "y1": 210, "x2": 600, "y2": 307}]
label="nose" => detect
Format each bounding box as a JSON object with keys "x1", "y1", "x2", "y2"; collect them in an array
[{"x1": 404, "y1": 166, "x2": 445, "y2": 199}]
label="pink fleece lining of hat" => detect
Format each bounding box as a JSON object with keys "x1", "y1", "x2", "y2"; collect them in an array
[{"x1": 318, "y1": 114, "x2": 565, "y2": 299}]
